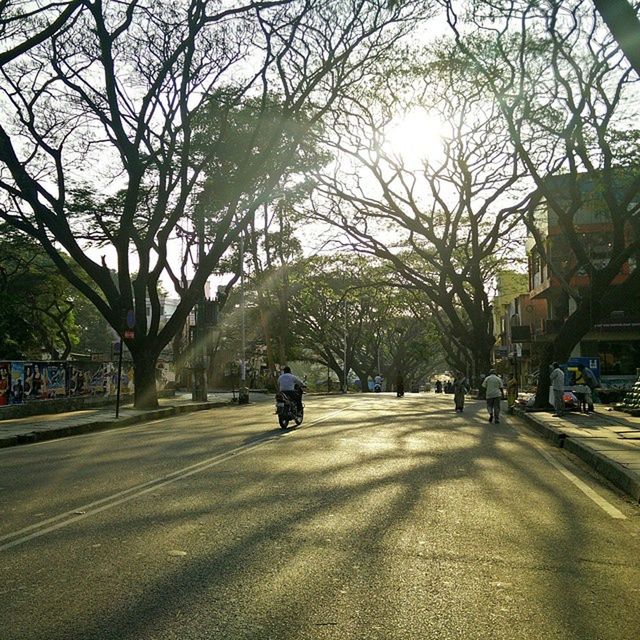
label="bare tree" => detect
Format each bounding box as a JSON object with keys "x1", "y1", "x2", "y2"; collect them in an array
[
  {"x1": 445, "y1": 0, "x2": 640, "y2": 404},
  {"x1": 0, "y1": 1, "x2": 86, "y2": 66},
  {"x1": 310, "y1": 54, "x2": 527, "y2": 380},
  {"x1": 0, "y1": 0, "x2": 428, "y2": 407}
]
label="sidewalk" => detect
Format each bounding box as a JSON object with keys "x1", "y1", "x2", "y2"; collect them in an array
[
  {"x1": 516, "y1": 406, "x2": 640, "y2": 502},
  {"x1": 0, "y1": 392, "x2": 256, "y2": 449}
]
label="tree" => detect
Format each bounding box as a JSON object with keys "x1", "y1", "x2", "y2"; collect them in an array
[
  {"x1": 287, "y1": 255, "x2": 443, "y2": 389},
  {"x1": 0, "y1": 0, "x2": 430, "y2": 408},
  {"x1": 310, "y1": 47, "x2": 527, "y2": 381},
  {"x1": 72, "y1": 294, "x2": 118, "y2": 358},
  {"x1": 444, "y1": 0, "x2": 640, "y2": 404},
  {"x1": 0, "y1": 226, "x2": 80, "y2": 359},
  {"x1": 0, "y1": 1, "x2": 85, "y2": 66},
  {"x1": 246, "y1": 197, "x2": 305, "y2": 376},
  {"x1": 593, "y1": 0, "x2": 640, "y2": 79}
]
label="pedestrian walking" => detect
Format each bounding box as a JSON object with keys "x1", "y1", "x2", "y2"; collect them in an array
[
  {"x1": 452, "y1": 372, "x2": 469, "y2": 412},
  {"x1": 550, "y1": 362, "x2": 565, "y2": 416},
  {"x1": 482, "y1": 369, "x2": 504, "y2": 423}
]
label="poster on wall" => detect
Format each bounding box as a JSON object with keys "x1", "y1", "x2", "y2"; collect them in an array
[
  {"x1": 9, "y1": 362, "x2": 24, "y2": 404},
  {"x1": 87, "y1": 363, "x2": 113, "y2": 396},
  {"x1": 0, "y1": 362, "x2": 9, "y2": 406},
  {"x1": 68, "y1": 364, "x2": 90, "y2": 395},
  {"x1": 23, "y1": 362, "x2": 49, "y2": 401},
  {"x1": 44, "y1": 362, "x2": 67, "y2": 399}
]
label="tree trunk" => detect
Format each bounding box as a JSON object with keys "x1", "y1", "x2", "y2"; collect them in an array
[
  {"x1": 533, "y1": 313, "x2": 591, "y2": 408},
  {"x1": 132, "y1": 347, "x2": 159, "y2": 409},
  {"x1": 472, "y1": 344, "x2": 493, "y2": 398},
  {"x1": 353, "y1": 366, "x2": 369, "y2": 392}
]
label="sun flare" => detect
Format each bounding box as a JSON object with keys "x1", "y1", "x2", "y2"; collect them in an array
[{"x1": 383, "y1": 108, "x2": 446, "y2": 166}]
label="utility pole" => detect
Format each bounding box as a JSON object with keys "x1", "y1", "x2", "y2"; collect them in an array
[
  {"x1": 343, "y1": 298, "x2": 348, "y2": 393},
  {"x1": 192, "y1": 205, "x2": 207, "y2": 401},
  {"x1": 238, "y1": 233, "x2": 249, "y2": 404}
]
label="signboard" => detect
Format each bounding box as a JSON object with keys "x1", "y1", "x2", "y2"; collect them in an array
[{"x1": 565, "y1": 356, "x2": 600, "y2": 386}]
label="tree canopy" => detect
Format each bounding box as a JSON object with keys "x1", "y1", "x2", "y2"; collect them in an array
[{"x1": 0, "y1": 0, "x2": 431, "y2": 406}]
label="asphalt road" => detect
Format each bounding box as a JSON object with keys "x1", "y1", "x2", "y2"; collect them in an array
[{"x1": 1, "y1": 393, "x2": 639, "y2": 640}]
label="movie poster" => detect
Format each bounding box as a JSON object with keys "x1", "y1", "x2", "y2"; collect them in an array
[
  {"x1": 9, "y1": 362, "x2": 24, "y2": 404},
  {"x1": 44, "y1": 362, "x2": 67, "y2": 398},
  {"x1": 87, "y1": 363, "x2": 113, "y2": 396},
  {"x1": 23, "y1": 362, "x2": 48, "y2": 401},
  {"x1": 0, "y1": 362, "x2": 9, "y2": 406},
  {"x1": 68, "y1": 364, "x2": 90, "y2": 396}
]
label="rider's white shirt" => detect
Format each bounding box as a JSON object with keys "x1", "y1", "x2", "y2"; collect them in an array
[{"x1": 278, "y1": 373, "x2": 304, "y2": 391}]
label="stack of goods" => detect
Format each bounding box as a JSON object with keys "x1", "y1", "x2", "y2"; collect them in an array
[{"x1": 616, "y1": 375, "x2": 640, "y2": 416}]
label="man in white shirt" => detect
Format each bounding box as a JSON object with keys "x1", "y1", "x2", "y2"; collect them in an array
[
  {"x1": 277, "y1": 366, "x2": 305, "y2": 414},
  {"x1": 550, "y1": 362, "x2": 566, "y2": 417},
  {"x1": 482, "y1": 369, "x2": 504, "y2": 424}
]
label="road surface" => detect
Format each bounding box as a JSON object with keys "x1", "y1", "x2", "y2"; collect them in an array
[{"x1": 1, "y1": 393, "x2": 639, "y2": 639}]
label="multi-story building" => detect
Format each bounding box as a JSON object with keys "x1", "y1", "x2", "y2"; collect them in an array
[{"x1": 496, "y1": 172, "x2": 640, "y2": 395}]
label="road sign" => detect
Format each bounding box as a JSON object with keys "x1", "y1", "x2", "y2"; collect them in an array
[{"x1": 126, "y1": 310, "x2": 135, "y2": 329}]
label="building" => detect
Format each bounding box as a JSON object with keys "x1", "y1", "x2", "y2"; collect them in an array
[{"x1": 496, "y1": 172, "x2": 640, "y2": 394}]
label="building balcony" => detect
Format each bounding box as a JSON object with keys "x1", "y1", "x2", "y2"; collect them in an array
[
  {"x1": 532, "y1": 318, "x2": 564, "y2": 338},
  {"x1": 593, "y1": 311, "x2": 640, "y2": 331}
]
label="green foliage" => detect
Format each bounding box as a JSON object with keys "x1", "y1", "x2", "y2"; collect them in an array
[
  {"x1": 0, "y1": 225, "x2": 113, "y2": 359},
  {"x1": 0, "y1": 226, "x2": 76, "y2": 358},
  {"x1": 193, "y1": 91, "x2": 331, "y2": 229},
  {"x1": 287, "y1": 254, "x2": 445, "y2": 384}
]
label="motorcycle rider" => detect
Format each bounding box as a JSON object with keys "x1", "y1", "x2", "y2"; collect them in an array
[{"x1": 277, "y1": 366, "x2": 305, "y2": 415}]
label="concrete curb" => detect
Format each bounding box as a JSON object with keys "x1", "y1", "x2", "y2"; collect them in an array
[
  {"x1": 516, "y1": 410, "x2": 567, "y2": 447},
  {"x1": 516, "y1": 409, "x2": 640, "y2": 503},
  {"x1": 562, "y1": 437, "x2": 640, "y2": 503},
  {"x1": 0, "y1": 401, "x2": 232, "y2": 449}
]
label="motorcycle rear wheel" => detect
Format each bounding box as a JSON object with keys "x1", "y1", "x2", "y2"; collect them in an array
[{"x1": 278, "y1": 412, "x2": 289, "y2": 429}]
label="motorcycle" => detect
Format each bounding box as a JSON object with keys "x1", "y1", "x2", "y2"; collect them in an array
[{"x1": 275, "y1": 387, "x2": 304, "y2": 429}]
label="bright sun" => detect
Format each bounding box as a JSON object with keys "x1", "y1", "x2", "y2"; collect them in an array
[{"x1": 383, "y1": 108, "x2": 446, "y2": 166}]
